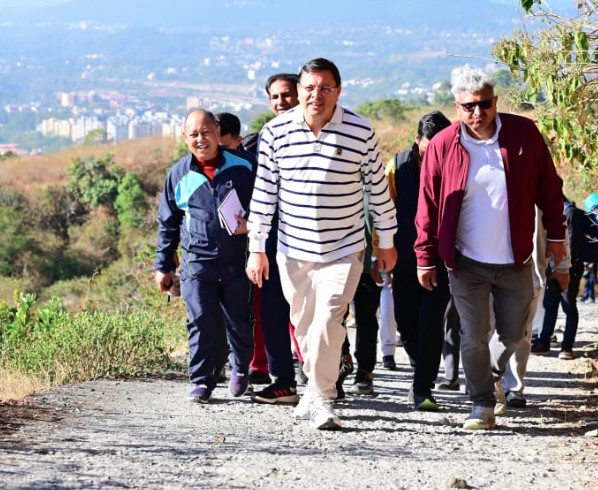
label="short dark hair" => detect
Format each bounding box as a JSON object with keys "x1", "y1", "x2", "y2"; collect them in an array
[
  {"x1": 298, "y1": 58, "x2": 341, "y2": 87},
  {"x1": 265, "y1": 73, "x2": 299, "y2": 96},
  {"x1": 215, "y1": 112, "x2": 241, "y2": 137},
  {"x1": 417, "y1": 111, "x2": 451, "y2": 140}
]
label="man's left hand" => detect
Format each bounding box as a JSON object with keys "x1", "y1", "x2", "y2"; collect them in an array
[{"x1": 546, "y1": 241, "x2": 567, "y2": 267}]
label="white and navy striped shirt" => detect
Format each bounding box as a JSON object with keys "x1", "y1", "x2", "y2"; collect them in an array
[{"x1": 248, "y1": 104, "x2": 397, "y2": 263}]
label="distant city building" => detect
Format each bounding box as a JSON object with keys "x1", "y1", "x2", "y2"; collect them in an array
[
  {"x1": 106, "y1": 114, "x2": 129, "y2": 142},
  {"x1": 72, "y1": 116, "x2": 105, "y2": 142},
  {"x1": 38, "y1": 118, "x2": 73, "y2": 139}
]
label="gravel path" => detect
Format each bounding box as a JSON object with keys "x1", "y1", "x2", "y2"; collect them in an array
[{"x1": 1, "y1": 303, "x2": 597, "y2": 489}]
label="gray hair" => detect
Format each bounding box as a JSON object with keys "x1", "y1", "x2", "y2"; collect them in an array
[{"x1": 450, "y1": 65, "x2": 495, "y2": 99}]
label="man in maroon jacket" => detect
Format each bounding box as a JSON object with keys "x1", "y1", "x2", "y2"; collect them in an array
[{"x1": 414, "y1": 66, "x2": 566, "y2": 430}]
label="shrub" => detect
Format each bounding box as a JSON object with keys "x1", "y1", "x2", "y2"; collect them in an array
[
  {"x1": 0, "y1": 293, "x2": 175, "y2": 385},
  {"x1": 114, "y1": 172, "x2": 147, "y2": 229},
  {"x1": 67, "y1": 154, "x2": 125, "y2": 209},
  {"x1": 356, "y1": 99, "x2": 405, "y2": 123}
]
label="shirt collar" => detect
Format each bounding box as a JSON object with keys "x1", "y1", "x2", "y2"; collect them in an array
[
  {"x1": 291, "y1": 104, "x2": 343, "y2": 127},
  {"x1": 460, "y1": 113, "x2": 502, "y2": 145}
]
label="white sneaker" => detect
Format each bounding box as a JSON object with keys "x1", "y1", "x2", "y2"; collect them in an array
[
  {"x1": 494, "y1": 378, "x2": 507, "y2": 416},
  {"x1": 309, "y1": 396, "x2": 342, "y2": 430},
  {"x1": 293, "y1": 388, "x2": 312, "y2": 419}
]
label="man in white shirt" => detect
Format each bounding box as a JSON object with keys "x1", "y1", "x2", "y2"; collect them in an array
[{"x1": 246, "y1": 58, "x2": 397, "y2": 430}]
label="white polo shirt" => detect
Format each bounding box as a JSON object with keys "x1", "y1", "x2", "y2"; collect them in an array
[{"x1": 456, "y1": 115, "x2": 515, "y2": 264}]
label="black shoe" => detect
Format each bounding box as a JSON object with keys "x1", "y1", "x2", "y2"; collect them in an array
[
  {"x1": 506, "y1": 391, "x2": 527, "y2": 408},
  {"x1": 251, "y1": 382, "x2": 300, "y2": 404},
  {"x1": 530, "y1": 342, "x2": 550, "y2": 353},
  {"x1": 296, "y1": 361, "x2": 308, "y2": 385},
  {"x1": 350, "y1": 369, "x2": 374, "y2": 395},
  {"x1": 437, "y1": 379, "x2": 460, "y2": 391},
  {"x1": 248, "y1": 369, "x2": 272, "y2": 385},
  {"x1": 382, "y1": 355, "x2": 397, "y2": 370}
]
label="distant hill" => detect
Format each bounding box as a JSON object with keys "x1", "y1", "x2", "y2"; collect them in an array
[{"x1": 8, "y1": 0, "x2": 519, "y2": 31}]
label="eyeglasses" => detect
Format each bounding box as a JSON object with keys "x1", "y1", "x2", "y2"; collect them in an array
[
  {"x1": 458, "y1": 98, "x2": 495, "y2": 112},
  {"x1": 299, "y1": 84, "x2": 338, "y2": 95}
]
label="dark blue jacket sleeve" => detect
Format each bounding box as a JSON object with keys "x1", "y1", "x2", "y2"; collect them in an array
[{"x1": 154, "y1": 167, "x2": 184, "y2": 272}]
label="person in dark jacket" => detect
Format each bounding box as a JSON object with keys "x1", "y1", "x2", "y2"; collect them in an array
[
  {"x1": 385, "y1": 110, "x2": 452, "y2": 410},
  {"x1": 155, "y1": 109, "x2": 255, "y2": 404},
  {"x1": 414, "y1": 66, "x2": 566, "y2": 430},
  {"x1": 532, "y1": 190, "x2": 585, "y2": 359}
]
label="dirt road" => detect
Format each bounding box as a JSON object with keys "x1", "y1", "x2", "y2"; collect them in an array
[{"x1": 1, "y1": 304, "x2": 597, "y2": 489}]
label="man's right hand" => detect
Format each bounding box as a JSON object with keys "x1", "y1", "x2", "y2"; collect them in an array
[
  {"x1": 417, "y1": 267, "x2": 437, "y2": 291},
  {"x1": 155, "y1": 271, "x2": 175, "y2": 293},
  {"x1": 246, "y1": 252, "x2": 269, "y2": 288}
]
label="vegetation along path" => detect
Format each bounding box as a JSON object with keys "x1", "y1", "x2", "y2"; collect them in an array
[{"x1": 1, "y1": 303, "x2": 597, "y2": 489}]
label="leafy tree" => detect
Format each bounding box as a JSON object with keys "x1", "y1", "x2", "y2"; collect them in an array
[
  {"x1": 432, "y1": 80, "x2": 454, "y2": 107},
  {"x1": 0, "y1": 188, "x2": 36, "y2": 277},
  {"x1": 83, "y1": 128, "x2": 107, "y2": 146},
  {"x1": 33, "y1": 186, "x2": 71, "y2": 241},
  {"x1": 493, "y1": 0, "x2": 597, "y2": 184},
  {"x1": 355, "y1": 99, "x2": 404, "y2": 123},
  {"x1": 67, "y1": 154, "x2": 125, "y2": 209},
  {"x1": 114, "y1": 172, "x2": 147, "y2": 228},
  {"x1": 250, "y1": 112, "x2": 275, "y2": 133}
]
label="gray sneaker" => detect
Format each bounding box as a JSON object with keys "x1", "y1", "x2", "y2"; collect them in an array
[{"x1": 463, "y1": 405, "x2": 496, "y2": 430}]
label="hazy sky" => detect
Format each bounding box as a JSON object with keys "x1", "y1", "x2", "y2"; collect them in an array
[{"x1": 0, "y1": 0, "x2": 70, "y2": 7}]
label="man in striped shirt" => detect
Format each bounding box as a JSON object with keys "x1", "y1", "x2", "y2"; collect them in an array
[{"x1": 246, "y1": 58, "x2": 397, "y2": 430}]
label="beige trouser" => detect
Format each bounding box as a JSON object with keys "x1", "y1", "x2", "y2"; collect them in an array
[{"x1": 277, "y1": 251, "x2": 363, "y2": 399}]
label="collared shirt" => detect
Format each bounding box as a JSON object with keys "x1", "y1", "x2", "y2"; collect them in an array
[
  {"x1": 247, "y1": 104, "x2": 397, "y2": 263},
  {"x1": 456, "y1": 115, "x2": 515, "y2": 264}
]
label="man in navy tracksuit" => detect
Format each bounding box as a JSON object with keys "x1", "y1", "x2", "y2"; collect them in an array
[{"x1": 155, "y1": 109, "x2": 254, "y2": 403}]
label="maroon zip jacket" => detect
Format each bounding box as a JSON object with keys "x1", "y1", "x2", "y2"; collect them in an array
[{"x1": 414, "y1": 112, "x2": 565, "y2": 272}]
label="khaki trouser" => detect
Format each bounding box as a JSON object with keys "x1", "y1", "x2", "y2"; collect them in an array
[{"x1": 277, "y1": 251, "x2": 363, "y2": 399}]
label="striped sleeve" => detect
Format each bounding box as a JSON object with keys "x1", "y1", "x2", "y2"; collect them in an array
[
  {"x1": 359, "y1": 123, "x2": 397, "y2": 249},
  {"x1": 247, "y1": 124, "x2": 279, "y2": 253}
]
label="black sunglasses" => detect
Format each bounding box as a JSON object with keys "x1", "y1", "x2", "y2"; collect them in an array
[{"x1": 458, "y1": 98, "x2": 494, "y2": 112}]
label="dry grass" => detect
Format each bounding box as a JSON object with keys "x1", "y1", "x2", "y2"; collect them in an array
[
  {"x1": 0, "y1": 136, "x2": 178, "y2": 197},
  {"x1": 0, "y1": 369, "x2": 50, "y2": 402}
]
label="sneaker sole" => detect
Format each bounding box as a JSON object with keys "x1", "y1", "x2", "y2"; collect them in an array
[
  {"x1": 188, "y1": 396, "x2": 210, "y2": 404},
  {"x1": 311, "y1": 417, "x2": 342, "y2": 430},
  {"x1": 463, "y1": 420, "x2": 496, "y2": 430},
  {"x1": 251, "y1": 394, "x2": 300, "y2": 404},
  {"x1": 350, "y1": 386, "x2": 374, "y2": 395}
]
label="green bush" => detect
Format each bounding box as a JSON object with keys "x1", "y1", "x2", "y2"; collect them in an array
[
  {"x1": 356, "y1": 99, "x2": 404, "y2": 123},
  {"x1": 0, "y1": 293, "x2": 175, "y2": 385},
  {"x1": 114, "y1": 172, "x2": 147, "y2": 228}
]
